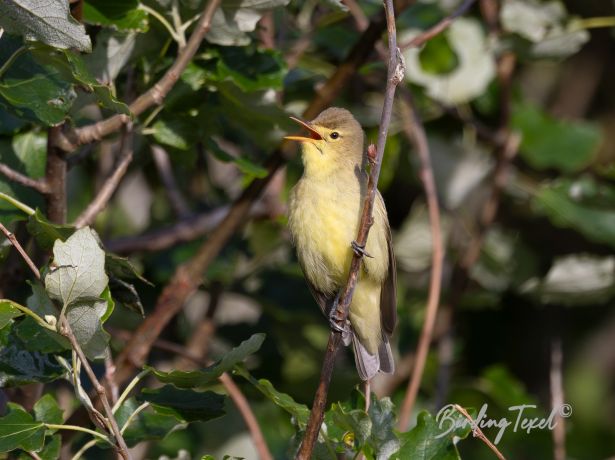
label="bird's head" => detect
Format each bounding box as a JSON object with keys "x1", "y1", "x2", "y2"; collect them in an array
[{"x1": 285, "y1": 107, "x2": 365, "y2": 177}]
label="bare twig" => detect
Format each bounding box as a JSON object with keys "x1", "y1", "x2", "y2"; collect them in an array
[
  {"x1": 60, "y1": 0, "x2": 222, "y2": 150},
  {"x1": 74, "y1": 129, "x2": 134, "y2": 228},
  {"x1": 453, "y1": 404, "x2": 507, "y2": 460},
  {"x1": 0, "y1": 164, "x2": 49, "y2": 193},
  {"x1": 401, "y1": 0, "x2": 476, "y2": 49},
  {"x1": 550, "y1": 337, "x2": 566, "y2": 460},
  {"x1": 58, "y1": 318, "x2": 131, "y2": 460},
  {"x1": 151, "y1": 145, "x2": 191, "y2": 218},
  {"x1": 296, "y1": 1, "x2": 404, "y2": 457},
  {"x1": 396, "y1": 89, "x2": 445, "y2": 430},
  {"x1": 0, "y1": 223, "x2": 41, "y2": 279},
  {"x1": 46, "y1": 126, "x2": 68, "y2": 223}
]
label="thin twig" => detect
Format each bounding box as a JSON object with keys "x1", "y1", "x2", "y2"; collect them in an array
[
  {"x1": 58, "y1": 318, "x2": 131, "y2": 460},
  {"x1": 401, "y1": 0, "x2": 476, "y2": 49},
  {"x1": 453, "y1": 404, "x2": 507, "y2": 460},
  {"x1": 0, "y1": 163, "x2": 49, "y2": 193},
  {"x1": 296, "y1": 1, "x2": 404, "y2": 457},
  {"x1": 46, "y1": 126, "x2": 68, "y2": 223},
  {"x1": 62, "y1": 0, "x2": 222, "y2": 150},
  {"x1": 396, "y1": 89, "x2": 445, "y2": 430},
  {"x1": 73, "y1": 129, "x2": 134, "y2": 228},
  {"x1": 151, "y1": 145, "x2": 191, "y2": 218},
  {"x1": 0, "y1": 223, "x2": 41, "y2": 279},
  {"x1": 550, "y1": 336, "x2": 566, "y2": 460}
]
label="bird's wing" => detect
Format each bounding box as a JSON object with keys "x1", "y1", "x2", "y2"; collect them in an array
[
  {"x1": 303, "y1": 275, "x2": 335, "y2": 317},
  {"x1": 380, "y1": 220, "x2": 397, "y2": 336}
]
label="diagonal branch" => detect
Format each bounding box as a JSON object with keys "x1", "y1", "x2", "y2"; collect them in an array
[
  {"x1": 296, "y1": 1, "x2": 404, "y2": 457},
  {"x1": 74, "y1": 128, "x2": 134, "y2": 228},
  {"x1": 57, "y1": 0, "x2": 222, "y2": 151},
  {"x1": 0, "y1": 164, "x2": 49, "y2": 194}
]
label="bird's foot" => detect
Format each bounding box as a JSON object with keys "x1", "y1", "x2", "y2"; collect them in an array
[
  {"x1": 352, "y1": 240, "x2": 373, "y2": 258},
  {"x1": 328, "y1": 295, "x2": 351, "y2": 337}
]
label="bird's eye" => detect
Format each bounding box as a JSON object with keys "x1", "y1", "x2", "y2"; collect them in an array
[{"x1": 330, "y1": 132, "x2": 340, "y2": 139}]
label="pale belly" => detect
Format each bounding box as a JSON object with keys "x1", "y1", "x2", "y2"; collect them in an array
[{"x1": 288, "y1": 179, "x2": 362, "y2": 294}]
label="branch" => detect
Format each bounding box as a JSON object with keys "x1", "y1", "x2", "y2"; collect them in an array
[
  {"x1": 0, "y1": 223, "x2": 41, "y2": 279},
  {"x1": 58, "y1": 318, "x2": 131, "y2": 460},
  {"x1": 396, "y1": 89, "x2": 444, "y2": 430},
  {"x1": 400, "y1": 0, "x2": 476, "y2": 49},
  {"x1": 60, "y1": 0, "x2": 222, "y2": 150},
  {"x1": 46, "y1": 126, "x2": 67, "y2": 223},
  {"x1": 73, "y1": 129, "x2": 134, "y2": 228},
  {"x1": 296, "y1": 1, "x2": 404, "y2": 457},
  {"x1": 453, "y1": 404, "x2": 507, "y2": 460},
  {"x1": 0, "y1": 163, "x2": 49, "y2": 193}
]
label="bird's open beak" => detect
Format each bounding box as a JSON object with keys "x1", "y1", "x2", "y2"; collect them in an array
[{"x1": 284, "y1": 116, "x2": 323, "y2": 143}]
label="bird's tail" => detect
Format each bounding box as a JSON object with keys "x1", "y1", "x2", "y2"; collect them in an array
[{"x1": 351, "y1": 332, "x2": 394, "y2": 381}]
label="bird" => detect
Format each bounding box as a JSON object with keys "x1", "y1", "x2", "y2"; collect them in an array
[{"x1": 285, "y1": 107, "x2": 396, "y2": 381}]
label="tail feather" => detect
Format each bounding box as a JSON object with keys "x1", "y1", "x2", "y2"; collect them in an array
[
  {"x1": 378, "y1": 335, "x2": 394, "y2": 374},
  {"x1": 351, "y1": 330, "x2": 395, "y2": 380}
]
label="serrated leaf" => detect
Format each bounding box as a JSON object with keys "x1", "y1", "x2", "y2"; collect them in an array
[
  {"x1": 149, "y1": 333, "x2": 265, "y2": 388},
  {"x1": 205, "y1": 138, "x2": 268, "y2": 178},
  {"x1": 44, "y1": 227, "x2": 109, "y2": 307},
  {"x1": 115, "y1": 397, "x2": 186, "y2": 447},
  {"x1": 137, "y1": 385, "x2": 226, "y2": 423},
  {"x1": 394, "y1": 410, "x2": 471, "y2": 460},
  {"x1": 26, "y1": 209, "x2": 75, "y2": 251},
  {"x1": 0, "y1": 300, "x2": 23, "y2": 329},
  {"x1": 34, "y1": 394, "x2": 63, "y2": 425},
  {"x1": 0, "y1": 0, "x2": 91, "y2": 51},
  {"x1": 0, "y1": 406, "x2": 45, "y2": 453},
  {"x1": 512, "y1": 103, "x2": 601, "y2": 173},
  {"x1": 83, "y1": 0, "x2": 149, "y2": 32}
]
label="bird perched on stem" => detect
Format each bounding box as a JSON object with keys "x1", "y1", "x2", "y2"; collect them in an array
[{"x1": 285, "y1": 107, "x2": 396, "y2": 380}]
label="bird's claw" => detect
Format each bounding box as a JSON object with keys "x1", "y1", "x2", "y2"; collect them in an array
[
  {"x1": 328, "y1": 295, "x2": 351, "y2": 336},
  {"x1": 352, "y1": 240, "x2": 373, "y2": 258}
]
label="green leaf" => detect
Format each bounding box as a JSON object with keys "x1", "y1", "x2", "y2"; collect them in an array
[
  {"x1": 214, "y1": 47, "x2": 286, "y2": 92},
  {"x1": 328, "y1": 403, "x2": 372, "y2": 446},
  {"x1": 0, "y1": 37, "x2": 75, "y2": 126},
  {"x1": 83, "y1": 30, "x2": 137, "y2": 85},
  {"x1": 65, "y1": 298, "x2": 112, "y2": 360},
  {"x1": 34, "y1": 394, "x2": 63, "y2": 425},
  {"x1": 35, "y1": 434, "x2": 61, "y2": 460},
  {"x1": 0, "y1": 300, "x2": 23, "y2": 329},
  {"x1": 512, "y1": 103, "x2": 601, "y2": 173},
  {"x1": 205, "y1": 138, "x2": 268, "y2": 178},
  {"x1": 394, "y1": 410, "x2": 471, "y2": 460},
  {"x1": 0, "y1": 406, "x2": 45, "y2": 453},
  {"x1": 108, "y1": 277, "x2": 145, "y2": 316},
  {"x1": 152, "y1": 119, "x2": 197, "y2": 151},
  {"x1": 83, "y1": 0, "x2": 148, "y2": 32},
  {"x1": 115, "y1": 398, "x2": 186, "y2": 447},
  {"x1": 367, "y1": 397, "x2": 400, "y2": 460},
  {"x1": 105, "y1": 253, "x2": 152, "y2": 285},
  {"x1": 234, "y1": 367, "x2": 310, "y2": 428},
  {"x1": 0, "y1": 0, "x2": 91, "y2": 51},
  {"x1": 44, "y1": 227, "x2": 109, "y2": 307},
  {"x1": 149, "y1": 333, "x2": 265, "y2": 388},
  {"x1": 532, "y1": 179, "x2": 615, "y2": 249},
  {"x1": 26, "y1": 209, "x2": 75, "y2": 251},
  {"x1": 137, "y1": 385, "x2": 226, "y2": 423},
  {"x1": 206, "y1": 0, "x2": 291, "y2": 46},
  {"x1": 0, "y1": 325, "x2": 67, "y2": 386}
]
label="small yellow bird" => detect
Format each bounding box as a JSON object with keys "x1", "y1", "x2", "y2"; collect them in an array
[{"x1": 285, "y1": 107, "x2": 396, "y2": 380}]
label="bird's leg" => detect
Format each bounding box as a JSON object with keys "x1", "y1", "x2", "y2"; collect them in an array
[
  {"x1": 328, "y1": 292, "x2": 351, "y2": 341},
  {"x1": 352, "y1": 240, "x2": 373, "y2": 258}
]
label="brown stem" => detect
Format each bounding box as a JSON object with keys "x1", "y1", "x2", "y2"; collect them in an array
[
  {"x1": 0, "y1": 163, "x2": 49, "y2": 193},
  {"x1": 0, "y1": 223, "x2": 41, "y2": 279},
  {"x1": 59, "y1": 0, "x2": 222, "y2": 151},
  {"x1": 296, "y1": 1, "x2": 403, "y2": 457},
  {"x1": 58, "y1": 317, "x2": 131, "y2": 460},
  {"x1": 453, "y1": 404, "x2": 507, "y2": 460},
  {"x1": 396, "y1": 89, "x2": 445, "y2": 430},
  {"x1": 73, "y1": 129, "x2": 134, "y2": 228},
  {"x1": 46, "y1": 126, "x2": 67, "y2": 224},
  {"x1": 401, "y1": 0, "x2": 476, "y2": 49},
  {"x1": 550, "y1": 337, "x2": 566, "y2": 460}
]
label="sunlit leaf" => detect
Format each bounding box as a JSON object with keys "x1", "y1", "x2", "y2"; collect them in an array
[
  {"x1": 0, "y1": 406, "x2": 45, "y2": 453},
  {"x1": 83, "y1": 0, "x2": 149, "y2": 32}
]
